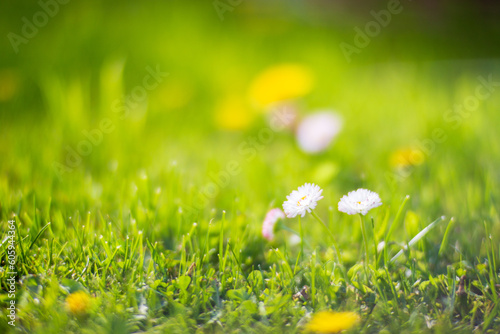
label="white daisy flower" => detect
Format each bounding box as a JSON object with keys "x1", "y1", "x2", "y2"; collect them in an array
[
  {"x1": 338, "y1": 188, "x2": 382, "y2": 215},
  {"x1": 262, "y1": 208, "x2": 286, "y2": 241},
  {"x1": 296, "y1": 111, "x2": 343, "y2": 153},
  {"x1": 283, "y1": 183, "x2": 324, "y2": 218}
]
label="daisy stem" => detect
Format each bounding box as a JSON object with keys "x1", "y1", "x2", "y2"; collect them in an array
[
  {"x1": 298, "y1": 216, "x2": 304, "y2": 261},
  {"x1": 311, "y1": 211, "x2": 352, "y2": 286},
  {"x1": 359, "y1": 214, "x2": 369, "y2": 270},
  {"x1": 311, "y1": 210, "x2": 342, "y2": 266},
  {"x1": 371, "y1": 218, "x2": 378, "y2": 270}
]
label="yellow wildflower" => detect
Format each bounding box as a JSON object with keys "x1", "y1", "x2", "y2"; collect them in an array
[
  {"x1": 390, "y1": 148, "x2": 425, "y2": 169},
  {"x1": 305, "y1": 311, "x2": 360, "y2": 333},
  {"x1": 248, "y1": 64, "x2": 313, "y2": 109},
  {"x1": 214, "y1": 95, "x2": 254, "y2": 130},
  {"x1": 66, "y1": 291, "x2": 91, "y2": 316}
]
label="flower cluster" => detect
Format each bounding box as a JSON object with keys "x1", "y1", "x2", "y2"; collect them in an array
[{"x1": 262, "y1": 183, "x2": 382, "y2": 243}]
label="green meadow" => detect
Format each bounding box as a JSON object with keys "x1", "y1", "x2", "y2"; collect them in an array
[{"x1": 1, "y1": 1, "x2": 500, "y2": 333}]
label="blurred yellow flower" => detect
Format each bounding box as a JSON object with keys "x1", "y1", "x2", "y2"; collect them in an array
[
  {"x1": 66, "y1": 291, "x2": 91, "y2": 316},
  {"x1": 214, "y1": 95, "x2": 254, "y2": 130},
  {"x1": 306, "y1": 311, "x2": 360, "y2": 333},
  {"x1": 0, "y1": 69, "x2": 20, "y2": 102},
  {"x1": 248, "y1": 64, "x2": 313, "y2": 109},
  {"x1": 390, "y1": 148, "x2": 425, "y2": 169}
]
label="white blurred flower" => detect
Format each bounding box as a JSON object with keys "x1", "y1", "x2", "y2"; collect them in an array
[
  {"x1": 288, "y1": 234, "x2": 301, "y2": 246},
  {"x1": 296, "y1": 111, "x2": 342, "y2": 153},
  {"x1": 283, "y1": 183, "x2": 324, "y2": 218},
  {"x1": 377, "y1": 241, "x2": 386, "y2": 252},
  {"x1": 262, "y1": 208, "x2": 286, "y2": 241},
  {"x1": 338, "y1": 188, "x2": 382, "y2": 215},
  {"x1": 134, "y1": 297, "x2": 149, "y2": 320}
]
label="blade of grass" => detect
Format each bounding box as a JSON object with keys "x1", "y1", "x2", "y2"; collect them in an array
[
  {"x1": 14, "y1": 217, "x2": 28, "y2": 274},
  {"x1": 385, "y1": 195, "x2": 410, "y2": 243},
  {"x1": 438, "y1": 217, "x2": 455, "y2": 255},
  {"x1": 27, "y1": 222, "x2": 51, "y2": 252},
  {"x1": 390, "y1": 215, "x2": 445, "y2": 263}
]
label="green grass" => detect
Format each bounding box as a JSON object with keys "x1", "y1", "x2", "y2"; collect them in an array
[{"x1": 2, "y1": 1, "x2": 500, "y2": 333}]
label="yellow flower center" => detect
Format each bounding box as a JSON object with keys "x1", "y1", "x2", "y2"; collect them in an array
[{"x1": 297, "y1": 195, "x2": 307, "y2": 206}]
